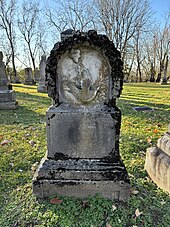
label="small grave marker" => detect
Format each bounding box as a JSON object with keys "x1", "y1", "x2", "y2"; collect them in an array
[{"x1": 133, "y1": 106, "x2": 154, "y2": 111}]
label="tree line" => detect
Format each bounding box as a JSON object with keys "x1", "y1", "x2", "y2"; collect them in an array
[{"x1": 0, "y1": 0, "x2": 169, "y2": 83}]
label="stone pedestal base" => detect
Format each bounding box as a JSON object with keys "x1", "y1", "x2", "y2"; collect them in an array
[
  {"x1": 33, "y1": 158, "x2": 130, "y2": 200},
  {"x1": 37, "y1": 83, "x2": 47, "y2": 93},
  {"x1": 145, "y1": 147, "x2": 170, "y2": 193},
  {"x1": 145, "y1": 127, "x2": 170, "y2": 194},
  {"x1": 33, "y1": 105, "x2": 130, "y2": 200},
  {"x1": 24, "y1": 80, "x2": 36, "y2": 85},
  {"x1": 0, "y1": 90, "x2": 18, "y2": 109}
]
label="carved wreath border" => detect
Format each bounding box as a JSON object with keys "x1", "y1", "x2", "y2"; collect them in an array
[{"x1": 45, "y1": 30, "x2": 124, "y2": 106}]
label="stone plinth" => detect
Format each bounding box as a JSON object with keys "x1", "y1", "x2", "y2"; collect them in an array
[
  {"x1": 0, "y1": 90, "x2": 18, "y2": 109},
  {"x1": 0, "y1": 51, "x2": 18, "y2": 109},
  {"x1": 145, "y1": 125, "x2": 170, "y2": 194},
  {"x1": 24, "y1": 68, "x2": 36, "y2": 85},
  {"x1": 34, "y1": 68, "x2": 40, "y2": 82},
  {"x1": 33, "y1": 30, "x2": 130, "y2": 200}
]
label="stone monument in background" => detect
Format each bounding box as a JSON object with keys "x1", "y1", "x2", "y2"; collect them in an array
[
  {"x1": 0, "y1": 51, "x2": 18, "y2": 109},
  {"x1": 33, "y1": 30, "x2": 130, "y2": 200},
  {"x1": 145, "y1": 124, "x2": 170, "y2": 194},
  {"x1": 37, "y1": 54, "x2": 47, "y2": 93},
  {"x1": 24, "y1": 67, "x2": 36, "y2": 85},
  {"x1": 34, "y1": 68, "x2": 40, "y2": 83}
]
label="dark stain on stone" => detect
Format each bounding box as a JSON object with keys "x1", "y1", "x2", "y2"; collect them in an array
[
  {"x1": 68, "y1": 121, "x2": 80, "y2": 144},
  {"x1": 54, "y1": 152, "x2": 69, "y2": 160},
  {"x1": 50, "y1": 114, "x2": 56, "y2": 119}
]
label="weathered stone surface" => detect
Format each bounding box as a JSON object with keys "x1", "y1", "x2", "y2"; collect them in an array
[
  {"x1": 145, "y1": 125, "x2": 170, "y2": 194},
  {"x1": 33, "y1": 156, "x2": 130, "y2": 200},
  {"x1": 24, "y1": 68, "x2": 36, "y2": 85},
  {"x1": 0, "y1": 51, "x2": 18, "y2": 109},
  {"x1": 157, "y1": 133, "x2": 170, "y2": 156},
  {"x1": 46, "y1": 105, "x2": 121, "y2": 160},
  {"x1": 34, "y1": 158, "x2": 127, "y2": 181},
  {"x1": 34, "y1": 68, "x2": 40, "y2": 82},
  {"x1": 0, "y1": 90, "x2": 18, "y2": 109},
  {"x1": 37, "y1": 54, "x2": 47, "y2": 93},
  {"x1": 145, "y1": 147, "x2": 170, "y2": 193},
  {"x1": 33, "y1": 178, "x2": 130, "y2": 201},
  {"x1": 46, "y1": 30, "x2": 123, "y2": 107},
  {"x1": 33, "y1": 30, "x2": 129, "y2": 200}
]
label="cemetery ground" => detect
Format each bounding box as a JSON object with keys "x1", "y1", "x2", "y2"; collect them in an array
[{"x1": 0, "y1": 83, "x2": 170, "y2": 227}]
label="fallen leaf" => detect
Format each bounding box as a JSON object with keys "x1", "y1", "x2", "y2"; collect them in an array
[
  {"x1": 112, "y1": 204, "x2": 117, "y2": 211},
  {"x1": 135, "y1": 208, "x2": 143, "y2": 217},
  {"x1": 50, "y1": 197, "x2": 63, "y2": 204},
  {"x1": 106, "y1": 223, "x2": 112, "y2": 227},
  {"x1": 31, "y1": 162, "x2": 39, "y2": 171},
  {"x1": 147, "y1": 138, "x2": 152, "y2": 143},
  {"x1": 0, "y1": 135, "x2": 3, "y2": 139},
  {"x1": 1, "y1": 139, "x2": 12, "y2": 146},
  {"x1": 153, "y1": 129, "x2": 158, "y2": 133}
]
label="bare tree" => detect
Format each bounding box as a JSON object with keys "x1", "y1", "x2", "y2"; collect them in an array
[
  {"x1": 18, "y1": 0, "x2": 42, "y2": 73},
  {"x1": 45, "y1": 0, "x2": 96, "y2": 36},
  {"x1": 154, "y1": 12, "x2": 170, "y2": 82},
  {"x1": 0, "y1": 0, "x2": 19, "y2": 82},
  {"x1": 95, "y1": 0, "x2": 152, "y2": 62}
]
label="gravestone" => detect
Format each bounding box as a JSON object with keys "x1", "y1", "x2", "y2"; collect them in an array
[
  {"x1": 145, "y1": 124, "x2": 170, "y2": 193},
  {"x1": 24, "y1": 67, "x2": 36, "y2": 85},
  {"x1": 37, "y1": 54, "x2": 47, "y2": 93},
  {"x1": 33, "y1": 30, "x2": 130, "y2": 200},
  {"x1": 34, "y1": 68, "x2": 40, "y2": 83},
  {"x1": 0, "y1": 51, "x2": 18, "y2": 109}
]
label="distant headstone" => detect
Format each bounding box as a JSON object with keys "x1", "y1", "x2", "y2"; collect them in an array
[
  {"x1": 34, "y1": 68, "x2": 40, "y2": 82},
  {"x1": 145, "y1": 124, "x2": 170, "y2": 194},
  {"x1": 161, "y1": 56, "x2": 168, "y2": 85},
  {"x1": 0, "y1": 51, "x2": 18, "y2": 109},
  {"x1": 24, "y1": 67, "x2": 36, "y2": 85},
  {"x1": 37, "y1": 54, "x2": 47, "y2": 93},
  {"x1": 133, "y1": 106, "x2": 154, "y2": 111},
  {"x1": 33, "y1": 30, "x2": 130, "y2": 200}
]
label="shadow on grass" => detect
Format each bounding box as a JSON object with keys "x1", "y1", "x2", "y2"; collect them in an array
[
  {"x1": 0, "y1": 92, "x2": 51, "y2": 125},
  {"x1": 124, "y1": 83, "x2": 170, "y2": 89},
  {"x1": 15, "y1": 90, "x2": 51, "y2": 105},
  {"x1": 118, "y1": 98, "x2": 170, "y2": 123}
]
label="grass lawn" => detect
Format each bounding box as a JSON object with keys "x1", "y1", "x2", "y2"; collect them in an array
[{"x1": 0, "y1": 83, "x2": 170, "y2": 226}]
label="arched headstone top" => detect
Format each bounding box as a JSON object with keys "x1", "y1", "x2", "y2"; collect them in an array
[{"x1": 46, "y1": 30, "x2": 124, "y2": 107}]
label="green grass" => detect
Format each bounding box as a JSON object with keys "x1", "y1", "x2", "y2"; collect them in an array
[{"x1": 0, "y1": 83, "x2": 170, "y2": 227}]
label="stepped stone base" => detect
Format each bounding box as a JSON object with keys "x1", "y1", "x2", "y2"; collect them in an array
[
  {"x1": 33, "y1": 158, "x2": 130, "y2": 200},
  {"x1": 24, "y1": 80, "x2": 36, "y2": 85},
  {"x1": 145, "y1": 126, "x2": 170, "y2": 194},
  {"x1": 0, "y1": 90, "x2": 18, "y2": 109}
]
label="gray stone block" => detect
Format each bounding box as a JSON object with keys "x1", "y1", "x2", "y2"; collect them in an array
[
  {"x1": 0, "y1": 90, "x2": 18, "y2": 109},
  {"x1": 145, "y1": 147, "x2": 170, "y2": 194},
  {"x1": 157, "y1": 133, "x2": 170, "y2": 156},
  {"x1": 46, "y1": 105, "x2": 120, "y2": 160},
  {"x1": 33, "y1": 179, "x2": 130, "y2": 201}
]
